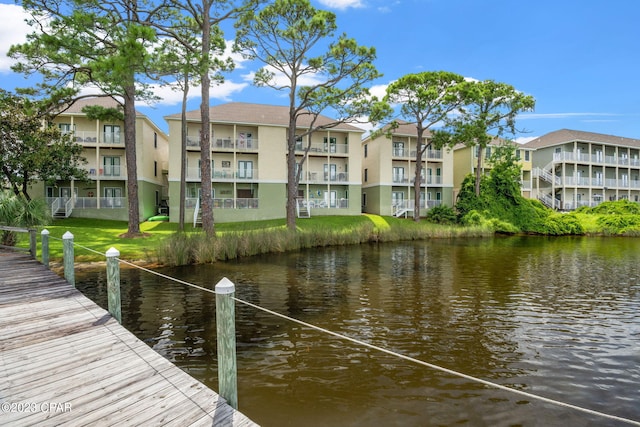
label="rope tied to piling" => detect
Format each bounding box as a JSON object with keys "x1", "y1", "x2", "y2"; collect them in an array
[{"x1": 47, "y1": 233, "x2": 640, "y2": 426}]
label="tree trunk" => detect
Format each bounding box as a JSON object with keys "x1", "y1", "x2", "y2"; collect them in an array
[
  {"x1": 413, "y1": 126, "x2": 425, "y2": 222},
  {"x1": 123, "y1": 86, "x2": 140, "y2": 235},
  {"x1": 475, "y1": 145, "x2": 483, "y2": 196},
  {"x1": 286, "y1": 122, "x2": 298, "y2": 230},
  {"x1": 199, "y1": 0, "x2": 215, "y2": 236},
  {"x1": 178, "y1": 76, "x2": 189, "y2": 232}
]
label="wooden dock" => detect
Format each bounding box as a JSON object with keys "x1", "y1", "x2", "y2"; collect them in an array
[{"x1": 0, "y1": 251, "x2": 258, "y2": 426}]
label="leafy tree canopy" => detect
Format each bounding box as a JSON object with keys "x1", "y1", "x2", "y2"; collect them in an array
[
  {"x1": 0, "y1": 90, "x2": 87, "y2": 201},
  {"x1": 235, "y1": 0, "x2": 382, "y2": 229}
]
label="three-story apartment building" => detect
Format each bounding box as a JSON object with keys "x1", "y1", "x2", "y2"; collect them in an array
[
  {"x1": 361, "y1": 121, "x2": 454, "y2": 217},
  {"x1": 40, "y1": 97, "x2": 169, "y2": 221},
  {"x1": 164, "y1": 102, "x2": 364, "y2": 224},
  {"x1": 525, "y1": 129, "x2": 640, "y2": 210},
  {"x1": 452, "y1": 139, "x2": 534, "y2": 200}
]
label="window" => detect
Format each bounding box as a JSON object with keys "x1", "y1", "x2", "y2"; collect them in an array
[
  {"x1": 392, "y1": 191, "x2": 404, "y2": 206},
  {"x1": 295, "y1": 136, "x2": 303, "y2": 150},
  {"x1": 362, "y1": 192, "x2": 367, "y2": 207},
  {"x1": 364, "y1": 168, "x2": 368, "y2": 182},
  {"x1": 103, "y1": 156, "x2": 121, "y2": 176},
  {"x1": 393, "y1": 167, "x2": 405, "y2": 182},
  {"x1": 324, "y1": 137, "x2": 337, "y2": 153},
  {"x1": 154, "y1": 161, "x2": 157, "y2": 177},
  {"x1": 594, "y1": 171, "x2": 603, "y2": 185},
  {"x1": 58, "y1": 123, "x2": 73, "y2": 134},
  {"x1": 393, "y1": 141, "x2": 404, "y2": 156},
  {"x1": 103, "y1": 125, "x2": 121, "y2": 144},
  {"x1": 525, "y1": 151, "x2": 530, "y2": 161},
  {"x1": 154, "y1": 132, "x2": 157, "y2": 148},
  {"x1": 486, "y1": 146, "x2": 492, "y2": 158},
  {"x1": 238, "y1": 160, "x2": 253, "y2": 179},
  {"x1": 324, "y1": 190, "x2": 337, "y2": 207},
  {"x1": 104, "y1": 187, "x2": 123, "y2": 207},
  {"x1": 239, "y1": 132, "x2": 252, "y2": 148},
  {"x1": 516, "y1": 150, "x2": 521, "y2": 160},
  {"x1": 324, "y1": 163, "x2": 337, "y2": 181},
  {"x1": 364, "y1": 144, "x2": 368, "y2": 158}
]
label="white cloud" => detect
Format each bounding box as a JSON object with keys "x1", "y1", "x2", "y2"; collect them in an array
[
  {"x1": 140, "y1": 79, "x2": 249, "y2": 107},
  {"x1": 368, "y1": 83, "x2": 389, "y2": 100},
  {"x1": 223, "y1": 40, "x2": 250, "y2": 70},
  {"x1": 0, "y1": 4, "x2": 32, "y2": 73},
  {"x1": 317, "y1": 0, "x2": 365, "y2": 10},
  {"x1": 514, "y1": 136, "x2": 537, "y2": 144}
]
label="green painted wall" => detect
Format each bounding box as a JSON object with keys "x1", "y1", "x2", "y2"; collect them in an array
[{"x1": 138, "y1": 179, "x2": 164, "y2": 220}]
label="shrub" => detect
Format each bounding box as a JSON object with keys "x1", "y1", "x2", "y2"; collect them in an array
[
  {"x1": 541, "y1": 213, "x2": 584, "y2": 235},
  {"x1": 596, "y1": 214, "x2": 640, "y2": 235},
  {"x1": 0, "y1": 192, "x2": 50, "y2": 245},
  {"x1": 425, "y1": 205, "x2": 457, "y2": 225}
]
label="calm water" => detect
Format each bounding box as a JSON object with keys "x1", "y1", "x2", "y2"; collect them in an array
[{"x1": 76, "y1": 236, "x2": 640, "y2": 427}]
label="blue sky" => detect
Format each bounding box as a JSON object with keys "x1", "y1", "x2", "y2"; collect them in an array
[{"x1": 1, "y1": 0, "x2": 639, "y2": 142}]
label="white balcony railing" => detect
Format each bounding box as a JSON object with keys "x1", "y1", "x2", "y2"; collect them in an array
[
  {"x1": 187, "y1": 168, "x2": 259, "y2": 180},
  {"x1": 186, "y1": 136, "x2": 259, "y2": 150},
  {"x1": 296, "y1": 142, "x2": 348, "y2": 155}
]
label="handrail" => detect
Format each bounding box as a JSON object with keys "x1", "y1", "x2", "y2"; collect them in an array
[{"x1": 0, "y1": 225, "x2": 36, "y2": 257}]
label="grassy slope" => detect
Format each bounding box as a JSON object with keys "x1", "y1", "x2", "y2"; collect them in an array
[
  {"x1": 12, "y1": 215, "x2": 483, "y2": 264},
  {"x1": 10, "y1": 206, "x2": 628, "y2": 265}
]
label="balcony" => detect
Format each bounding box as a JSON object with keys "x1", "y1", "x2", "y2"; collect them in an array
[
  {"x1": 299, "y1": 198, "x2": 349, "y2": 209},
  {"x1": 296, "y1": 142, "x2": 348, "y2": 155},
  {"x1": 185, "y1": 197, "x2": 259, "y2": 209},
  {"x1": 187, "y1": 168, "x2": 259, "y2": 181},
  {"x1": 391, "y1": 148, "x2": 443, "y2": 160},
  {"x1": 185, "y1": 137, "x2": 259, "y2": 151},
  {"x1": 554, "y1": 151, "x2": 640, "y2": 167},
  {"x1": 302, "y1": 171, "x2": 349, "y2": 183}
]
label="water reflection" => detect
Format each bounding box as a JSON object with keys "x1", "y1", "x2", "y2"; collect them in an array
[{"x1": 76, "y1": 236, "x2": 640, "y2": 427}]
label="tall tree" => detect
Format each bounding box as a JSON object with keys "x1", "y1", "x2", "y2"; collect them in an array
[
  {"x1": 10, "y1": 0, "x2": 171, "y2": 236},
  {"x1": 442, "y1": 79, "x2": 535, "y2": 196},
  {"x1": 380, "y1": 71, "x2": 465, "y2": 221},
  {"x1": 155, "y1": 16, "x2": 207, "y2": 232},
  {"x1": 236, "y1": 0, "x2": 381, "y2": 229},
  {"x1": 0, "y1": 90, "x2": 87, "y2": 201},
  {"x1": 161, "y1": 0, "x2": 259, "y2": 236}
]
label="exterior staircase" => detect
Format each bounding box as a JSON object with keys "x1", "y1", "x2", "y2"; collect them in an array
[
  {"x1": 392, "y1": 200, "x2": 415, "y2": 218},
  {"x1": 51, "y1": 198, "x2": 73, "y2": 219},
  {"x1": 193, "y1": 197, "x2": 202, "y2": 227},
  {"x1": 296, "y1": 199, "x2": 311, "y2": 218}
]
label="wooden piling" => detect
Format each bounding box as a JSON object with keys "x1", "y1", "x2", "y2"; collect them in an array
[
  {"x1": 62, "y1": 231, "x2": 74, "y2": 287},
  {"x1": 106, "y1": 247, "x2": 122, "y2": 324},
  {"x1": 40, "y1": 229, "x2": 49, "y2": 268},
  {"x1": 215, "y1": 277, "x2": 238, "y2": 409},
  {"x1": 29, "y1": 229, "x2": 36, "y2": 258}
]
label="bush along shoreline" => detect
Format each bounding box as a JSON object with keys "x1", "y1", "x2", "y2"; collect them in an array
[{"x1": 157, "y1": 216, "x2": 492, "y2": 266}]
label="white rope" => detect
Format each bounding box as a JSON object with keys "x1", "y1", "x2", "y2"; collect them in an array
[
  {"x1": 46, "y1": 233, "x2": 640, "y2": 425},
  {"x1": 234, "y1": 298, "x2": 640, "y2": 426}
]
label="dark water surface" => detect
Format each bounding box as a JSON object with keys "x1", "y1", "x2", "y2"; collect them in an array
[{"x1": 76, "y1": 236, "x2": 640, "y2": 427}]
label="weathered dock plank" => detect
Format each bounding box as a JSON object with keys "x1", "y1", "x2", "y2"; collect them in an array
[{"x1": 0, "y1": 251, "x2": 258, "y2": 426}]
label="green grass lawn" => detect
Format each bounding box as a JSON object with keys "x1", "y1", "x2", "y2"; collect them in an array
[
  {"x1": 10, "y1": 207, "x2": 626, "y2": 266},
  {"x1": 31, "y1": 219, "x2": 185, "y2": 263},
  {"x1": 20, "y1": 216, "x2": 388, "y2": 264}
]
